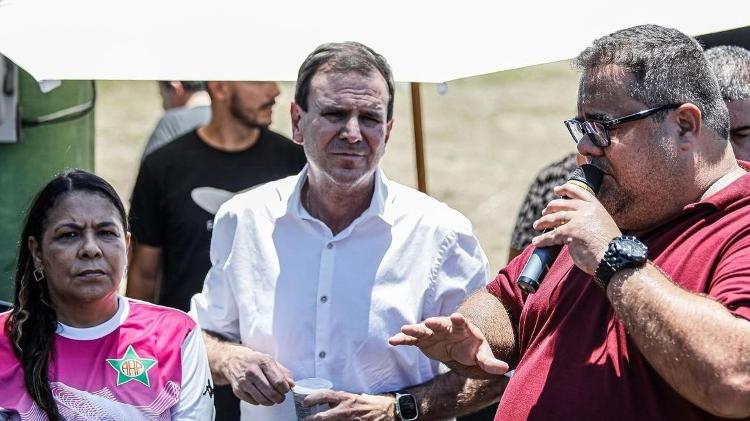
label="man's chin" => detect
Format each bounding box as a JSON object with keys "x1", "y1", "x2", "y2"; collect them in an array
[
  {"x1": 324, "y1": 167, "x2": 374, "y2": 186},
  {"x1": 598, "y1": 189, "x2": 626, "y2": 220},
  {"x1": 600, "y1": 195, "x2": 646, "y2": 232},
  {"x1": 241, "y1": 119, "x2": 272, "y2": 130}
]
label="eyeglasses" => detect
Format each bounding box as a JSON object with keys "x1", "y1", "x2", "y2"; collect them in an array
[{"x1": 564, "y1": 103, "x2": 682, "y2": 147}]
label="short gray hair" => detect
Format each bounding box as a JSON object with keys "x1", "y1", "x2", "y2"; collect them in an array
[
  {"x1": 705, "y1": 45, "x2": 750, "y2": 102},
  {"x1": 574, "y1": 24, "x2": 729, "y2": 140},
  {"x1": 295, "y1": 42, "x2": 395, "y2": 120}
]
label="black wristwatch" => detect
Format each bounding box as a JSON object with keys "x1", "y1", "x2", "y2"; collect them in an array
[
  {"x1": 594, "y1": 235, "x2": 648, "y2": 289},
  {"x1": 394, "y1": 392, "x2": 418, "y2": 420}
]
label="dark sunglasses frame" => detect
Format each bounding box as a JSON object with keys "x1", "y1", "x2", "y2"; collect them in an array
[{"x1": 564, "y1": 103, "x2": 683, "y2": 147}]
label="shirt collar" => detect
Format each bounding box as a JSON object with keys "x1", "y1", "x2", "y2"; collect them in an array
[
  {"x1": 685, "y1": 160, "x2": 750, "y2": 211},
  {"x1": 686, "y1": 161, "x2": 750, "y2": 209},
  {"x1": 56, "y1": 295, "x2": 129, "y2": 340},
  {"x1": 284, "y1": 165, "x2": 394, "y2": 226}
]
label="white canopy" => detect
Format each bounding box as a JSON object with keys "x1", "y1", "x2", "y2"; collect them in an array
[
  {"x1": 0, "y1": 0, "x2": 746, "y2": 83},
  {"x1": 1, "y1": 0, "x2": 745, "y2": 192}
]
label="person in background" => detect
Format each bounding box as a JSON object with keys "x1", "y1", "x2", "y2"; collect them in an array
[
  {"x1": 0, "y1": 170, "x2": 213, "y2": 420},
  {"x1": 191, "y1": 41, "x2": 506, "y2": 421},
  {"x1": 127, "y1": 79, "x2": 306, "y2": 420},
  {"x1": 143, "y1": 80, "x2": 212, "y2": 158},
  {"x1": 392, "y1": 24, "x2": 750, "y2": 420},
  {"x1": 705, "y1": 45, "x2": 750, "y2": 161},
  {"x1": 507, "y1": 153, "x2": 578, "y2": 262}
]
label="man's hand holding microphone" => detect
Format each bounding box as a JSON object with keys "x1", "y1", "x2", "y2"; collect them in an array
[
  {"x1": 390, "y1": 165, "x2": 622, "y2": 377},
  {"x1": 530, "y1": 168, "x2": 621, "y2": 277}
]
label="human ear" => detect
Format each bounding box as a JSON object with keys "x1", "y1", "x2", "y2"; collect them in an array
[
  {"x1": 28, "y1": 236, "x2": 43, "y2": 269},
  {"x1": 384, "y1": 119, "x2": 394, "y2": 145},
  {"x1": 675, "y1": 103, "x2": 702, "y2": 150},
  {"x1": 170, "y1": 81, "x2": 185, "y2": 97},
  {"x1": 290, "y1": 102, "x2": 304, "y2": 145},
  {"x1": 206, "y1": 81, "x2": 229, "y2": 102}
]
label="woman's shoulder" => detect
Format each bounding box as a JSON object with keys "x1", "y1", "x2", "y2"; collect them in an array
[
  {"x1": 123, "y1": 297, "x2": 197, "y2": 342},
  {"x1": 0, "y1": 310, "x2": 9, "y2": 327},
  {"x1": 120, "y1": 299, "x2": 199, "y2": 367},
  {"x1": 124, "y1": 298, "x2": 196, "y2": 328},
  {"x1": 0, "y1": 311, "x2": 16, "y2": 352},
  {"x1": 0, "y1": 313, "x2": 25, "y2": 401}
]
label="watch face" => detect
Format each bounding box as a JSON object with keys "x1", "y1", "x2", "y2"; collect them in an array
[
  {"x1": 615, "y1": 237, "x2": 648, "y2": 261},
  {"x1": 397, "y1": 394, "x2": 418, "y2": 420}
]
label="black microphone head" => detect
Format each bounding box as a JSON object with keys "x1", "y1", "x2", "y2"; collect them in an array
[{"x1": 567, "y1": 164, "x2": 603, "y2": 196}]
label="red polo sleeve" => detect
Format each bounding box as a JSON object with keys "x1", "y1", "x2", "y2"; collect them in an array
[
  {"x1": 709, "y1": 231, "x2": 750, "y2": 321},
  {"x1": 486, "y1": 246, "x2": 532, "y2": 326}
]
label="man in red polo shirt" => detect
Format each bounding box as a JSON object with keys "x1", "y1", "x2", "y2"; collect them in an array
[{"x1": 390, "y1": 24, "x2": 750, "y2": 420}]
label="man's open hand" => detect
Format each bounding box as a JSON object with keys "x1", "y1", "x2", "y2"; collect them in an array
[{"x1": 389, "y1": 313, "x2": 508, "y2": 377}]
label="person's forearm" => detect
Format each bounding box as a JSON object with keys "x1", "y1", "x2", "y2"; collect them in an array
[
  {"x1": 608, "y1": 263, "x2": 750, "y2": 418},
  {"x1": 125, "y1": 272, "x2": 158, "y2": 302},
  {"x1": 126, "y1": 244, "x2": 162, "y2": 302},
  {"x1": 458, "y1": 290, "x2": 518, "y2": 367},
  {"x1": 406, "y1": 371, "x2": 507, "y2": 420},
  {"x1": 202, "y1": 330, "x2": 245, "y2": 385},
  {"x1": 203, "y1": 330, "x2": 294, "y2": 406}
]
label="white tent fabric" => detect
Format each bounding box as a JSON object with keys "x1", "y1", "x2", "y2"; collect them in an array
[{"x1": 0, "y1": 0, "x2": 747, "y2": 83}]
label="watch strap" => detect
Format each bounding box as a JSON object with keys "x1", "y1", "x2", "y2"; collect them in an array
[{"x1": 594, "y1": 248, "x2": 617, "y2": 289}]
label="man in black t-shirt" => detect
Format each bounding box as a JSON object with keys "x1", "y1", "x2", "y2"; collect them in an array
[{"x1": 127, "y1": 81, "x2": 306, "y2": 420}]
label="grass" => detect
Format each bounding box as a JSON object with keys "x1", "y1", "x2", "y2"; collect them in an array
[{"x1": 95, "y1": 59, "x2": 580, "y2": 269}]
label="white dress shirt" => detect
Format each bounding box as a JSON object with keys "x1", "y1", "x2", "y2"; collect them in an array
[{"x1": 191, "y1": 167, "x2": 489, "y2": 421}]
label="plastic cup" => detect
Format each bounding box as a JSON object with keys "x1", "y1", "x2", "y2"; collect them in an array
[{"x1": 292, "y1": 377, "x2": 333, "y2": 420}]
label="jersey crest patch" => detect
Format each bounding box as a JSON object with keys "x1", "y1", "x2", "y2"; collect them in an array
[{"x1": 106, "y1": 345, "x2": 157, "y2": 387}]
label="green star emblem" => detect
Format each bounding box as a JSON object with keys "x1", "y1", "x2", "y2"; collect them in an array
[{"x1": 106, "y1": 345, "x2": 157, "y2": 387}]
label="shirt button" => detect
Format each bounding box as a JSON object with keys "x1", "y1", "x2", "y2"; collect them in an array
[
  {"x1": 319, "y1": 351, "x2": 326, "y2": 359},
  {"x1": 326, "y1": 243, "x2": 333, "y2": 249},
  {"x1": 320, "y1": 295, "x2": 328, "y2": 303}
]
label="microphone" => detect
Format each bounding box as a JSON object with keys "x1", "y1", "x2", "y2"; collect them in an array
[{"x1": 516, "y1": 164, "x2": 603, "y2": 294}]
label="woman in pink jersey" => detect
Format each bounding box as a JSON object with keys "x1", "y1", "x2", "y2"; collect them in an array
[{"x1": 0, "y1": 170, "x2": 214, "y2": 420}]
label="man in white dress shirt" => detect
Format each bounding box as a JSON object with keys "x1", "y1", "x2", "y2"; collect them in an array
[{"x1": 191, "y1": 42, "x2": 506, "y2": 420}]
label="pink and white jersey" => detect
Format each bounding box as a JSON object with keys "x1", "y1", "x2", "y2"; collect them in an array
[{"x1": 0, "y1": 297, "x2": 214, "y2": 420}]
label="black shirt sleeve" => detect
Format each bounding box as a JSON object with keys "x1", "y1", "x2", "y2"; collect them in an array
[
  {"x1": 269, "y1": 129, "x2": 306, "y2": 173},
  {"x1": 129, "y1": 156, "x2": 164, "y2": 246}
]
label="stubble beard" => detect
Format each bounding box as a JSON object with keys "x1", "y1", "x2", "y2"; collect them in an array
[
  {"x1": 315, "y1": 159, "x2": 373, "y2": 187},
  {"x1": 601, "y1": 134, "x2": 683, "y2": 231},
  {"x1": 598, "y1": 179, "x2": 629, "y2": 228},
  {"x1": 306, "y1": 139, "x2": 385, "y2": 187},
  {"x1": 229, "y1": 95, "x2": 270, "y2": 130}
]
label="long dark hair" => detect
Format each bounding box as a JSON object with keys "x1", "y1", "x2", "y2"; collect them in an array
[{"x1": 3, "y1": 169, "x2": 127, "y2": 419}]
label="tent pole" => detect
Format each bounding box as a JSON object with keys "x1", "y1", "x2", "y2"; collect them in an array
[{"x1": 410, "y1": 82, "x2": 427, "y2": 193}]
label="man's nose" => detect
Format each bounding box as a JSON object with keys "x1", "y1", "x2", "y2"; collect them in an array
[
  {"x1": 340, "y1": 116, "x2": 362, "y2": 144},
  {"x1": 577, "y1": 134, "x2": 605, "y2": 158},
  {"x1": 268, "y1": 82, "x2": 281, "y2": 99}
]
